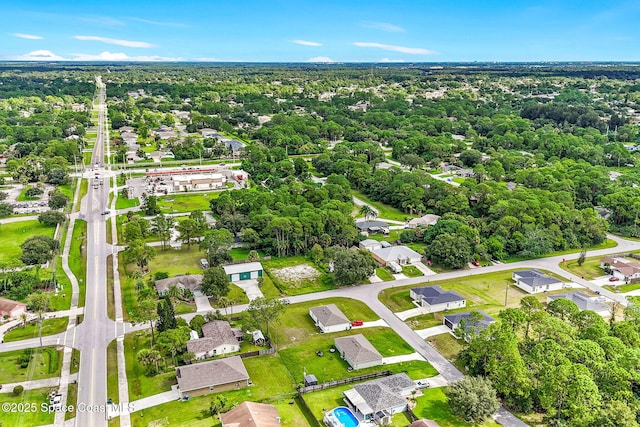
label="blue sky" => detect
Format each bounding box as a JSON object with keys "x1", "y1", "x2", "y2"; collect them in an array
[{"x1": 1, "y1": 0, "x2": 639, "y2": 62}]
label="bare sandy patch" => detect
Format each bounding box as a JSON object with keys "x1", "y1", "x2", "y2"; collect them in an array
[{"x1": 271, "y1": 264, "x2": 320, "y2": 285}]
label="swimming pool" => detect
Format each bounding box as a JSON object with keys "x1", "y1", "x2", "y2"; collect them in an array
[{"x1": 327, "y1": 406, "x2": 359, "y2": 427}]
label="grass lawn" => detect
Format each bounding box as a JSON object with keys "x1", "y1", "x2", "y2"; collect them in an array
[
  {"x1": 70, "y1": 219, "x2": 87, "y2": 307},
  {"x1": 406, "y1": 313, "x2": 442, "y2": 330},
  {"x1": 71, "y1": 348, "x2": 80, "y2": 375},
  {"x1": 107, "y1": 255, "x2": 115, "y2": 320},
  {"x1": 604, "y1": 282, "x2": 640, "y2": 293},
  {"x1": 83, "y1": 151, "x2": 93, "y2": 166},
  {"x1": 127, "y1": 247, "x2": 205, "y2": 278},
  {"x1": 106, "y1": 217, "x2": 113, "y2": 244},
  {"x1": 505, "y1": 239, "x2": 617, "y2": 263},
  {"x1": 57, "y1": 182, "x2": 74, "y2": 200},
  {"x1": 402, "y1": 265, "x2": 424, "y2": 277},
  {"x1": 0, "y1": 220, "x2": 56, "y2": 264},
  {"x1": 278, "y1": 327, "x2": 424, "y2": 385},
  {"x1": 378, "y1": 269, "x2": 564, "y2": 315},
  {"x1": 258, "y1": 272, "x2": 283, "y2": 298},
  {"x1": 65, "y1": 381, "x2": 78, "y2": 420},
  {"x1": 376, "y1": 267, "x2": 395, "y2": 282},
  {"x1": 3, "y1": 317, "x2": 69, "y2": 342},
  {"x1": 427, "y1": 333, "x2": 466, "y2": 370},
  {"x1": 262, "y1": 256, "x2": 334, "y2": 296},
  {"x1": 115, "y1": 197, "x2": 140, "y2": 210},
  {"x1": 107, "y1": 339, "x2": 119, "y2": 404},
  {"x1": 413, "y1": 387, "x2": 500, "y2": 427},
  {"x1": 0, "y1": 387, "x2": 55, "y2": 426},
  {"x1": 47, "y1": 256, "x2": 72, "y2": 311},
  {"x1": 272, "y1": 297, "x2": 379, "y2": 349},
  {"x1": 0, "y1": 347, "x2": 62, "y2": 383},
  {"x1": 76, "y1": 179, "x2": 88, "y2": 212},
  {"x1": 124, "y1": 331, "x2": 177, "y2": 401},
  {"x1": 229, "y1": 248, "x2": 265, "y2": 261},
  {"x1": 211, "y1": 284, "x2": 249, "y2": 308},
  {"x1": 559, "y1": 256, "x2": 607, "y2": 280},
  {"x1": 157, "y1": 193, "x2": 219, "y2": 213},
  {"x1": 16, "y1": 185, "x2": 41, "y2": 201},
  {"x1": 351, "y1": 189, "x2": 412, "y2": 222}
]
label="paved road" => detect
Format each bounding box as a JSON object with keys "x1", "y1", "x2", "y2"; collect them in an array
[{"x1": 74, "y1": 78, "x2": 117, "y2": 427}]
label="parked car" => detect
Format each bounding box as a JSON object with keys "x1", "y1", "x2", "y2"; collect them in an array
[
  {"x1": 351, "y1": 320, "x2": 364, "y2": 327},
  {"x1": 609, "y1": 276, "x2": 620, "y2": 282},
  {"x1": 471, "y1": 260, "x2": 480, "y2": 267}
]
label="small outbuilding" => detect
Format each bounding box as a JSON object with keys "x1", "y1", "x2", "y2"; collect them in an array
[{"x1": 223, "y1": 262, "x2": 263, "y2": 282}]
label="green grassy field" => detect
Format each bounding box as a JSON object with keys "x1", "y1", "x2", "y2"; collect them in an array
[
  {"x1": 0, "y1": 220, "x2": 56, "y2": 264},
  {"x1": 210, "y1": 284, "x2": 249, "y2": 308},
  {"x1": 272, "y1": 297, "x2": 379, "y2": 349},
  {"x1": 505, "y1": 239, "x2": 617, "y2": 263},
  {"x1": 0, "y1": 347, "x2": 62, "y2": 383},
  {"x1": 413, "y1": 387, "x2": 500, "y2": 427},
  {"x1": 124, "y1": 332, "x2": 178, "y2": 401},
  {"x1": 157, "y1": 193, "x2": 219, "y2": 213},
  {"x1": 3, "y1": 318, "x2": 69, "y2": 342},
  {"x1": 351, "y1": 189, "x2": 412, "y2": 222},
  {"x1": 76, "y1": 179, "x2": 88, "y2": 212},
  {"x1": 16, "y1": 185, "x2": 42, "y2": 201},
  {"x1": 70, "y1": 219, "x2": 87, "y2": 307},
  {"x1": 229, "y1": 247, "x2": 265, "y2": 261},
  {"x1": 375, "y1": 267, "x2": 395, "y2": 281},
  {"x1": 107, "y1": 339, "x2": 119, "y2": 404},
  {"x1": 402, "y1": 265, "x2": 424, "y2": 277},
  {"x1": 0, "y1": 387, "x2": 55, "y2": 426},
  {"x1": 559, "y1": 256, "x2": 607, "y2": 280},
  {"x1": 378, "y1": 269, "x2": 565, "y2": 315},
  {"x1": 115, "y1": 196, "x2": 140, "y2": 210}
]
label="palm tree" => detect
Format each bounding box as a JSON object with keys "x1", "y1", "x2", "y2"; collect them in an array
[
  {"x1": 359, "y1": 204, "x2": 377, "y2": 221},
  {"x1": 218, "y1": 296, "x2": 231, "y2": 316},
  {"x1": 20, "y1": 312, "x2": 28, "y2": 328},
  {"x1": 167, "y1": 284, "x2": 181, "y2": 299}
]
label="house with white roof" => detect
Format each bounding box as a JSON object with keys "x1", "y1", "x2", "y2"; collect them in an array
[
  {"x1": 223, "y1": 262, "x2": 263, "y2": 282},
  {"x1": 372, "y1": 246, "x2": 422, "y2": 266},
  {"x1": 309, "y1": 304, "x2": 351, "y2": 333}
]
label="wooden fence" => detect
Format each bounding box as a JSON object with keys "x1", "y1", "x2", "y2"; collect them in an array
[{"x1": 297, "y1": 370, "x2": 393, "y2": 394}]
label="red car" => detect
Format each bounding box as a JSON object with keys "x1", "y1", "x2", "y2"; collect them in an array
[
  {"x1": 471, "y1": 260, "x2": 480, "y2": 267},
  {"x1": 351, "y1": 320, "x2": 363, "y2": 327},
  {"x1": 609, "y1": 277, "x2": 620, "y2": 282}
]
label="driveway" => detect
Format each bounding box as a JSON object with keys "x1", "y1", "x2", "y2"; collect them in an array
[
  {"x1": 194, "y1": 294, "x2": 213, "y2": 312},
  {"x1": 396, "y1": 306, "x2": 426, "y2": 321},
  {"x1": 381, "y1": 352, "x2": 425, "y2": 365},
  {"x1": 233, "y1": 279, "x2": 263, "y2": 301},
  {"x1": 411, "y1": 262, "x2": 437, "y2": 276},
  {"x1": 415, "y1": 325, "x2": 450, "y2": 339}
]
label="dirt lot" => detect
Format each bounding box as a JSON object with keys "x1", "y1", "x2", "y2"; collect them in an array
[{"x1": 270, "y1": 264, "x2": 320, "y2": 285}]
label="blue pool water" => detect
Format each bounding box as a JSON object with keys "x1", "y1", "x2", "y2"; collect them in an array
[{"x1": 332, "y1": 406, "x2": 359, "y2": 427}]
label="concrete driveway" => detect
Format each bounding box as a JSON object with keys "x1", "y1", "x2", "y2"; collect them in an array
[
  {"x1": 415, "y1": 325, "x2": 450, "y2": 339},
  {"x1": 233, "y1": 279, "x2": 263, "y2": 300}
]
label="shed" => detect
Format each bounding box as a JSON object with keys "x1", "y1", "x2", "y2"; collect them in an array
[
  {"x1": 223, "y1": 262, "x2": 263, "y2": 282},
  {"x1": 304, "y1": 374, "x2": 318, "y2": 386}
]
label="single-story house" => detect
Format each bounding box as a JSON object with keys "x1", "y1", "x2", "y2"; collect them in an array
[
  {"x1": 309, "y1": 304, "x2": 351, "y2": 333},
  {"x1": 547, "y1": 292, "x2": 610, "y2": 317},
  {"x1": 372, "y1": 246, "x2": 422, "y2": 266},
  {"x1": 223, "y1": 262, "x2": 263, "y2": 282},
  {"x1": 343, "y1": 373, "x2": 415, "y2": 424},
  {"x1": 601, "y1": 256, "x2": 640, "y2": 282},
  {"x1": 120, "y1": 132, "x2": 138, "y2": 145},
  {"x1": 410, "y1": 285, "x2": 466, "y2": 313},
  {"x1": 221, "y1": 401, "x2": 281, "y2": 427},
  {"x1": 512, "y1": 270, "x2": 564, "y2": 294},
  {"x1": 187, "y1": 320, "x2": 241, "y2": 359},
  {"x1": 406, "y1": 214, "x2": 441, "y2": 228},
  {"x1": 200, "y1": 128, "x2": 219, "y2": 138},
  {"x1": 118, "y1": 126, "x2": 135, "y2": 133},
  {"x1": 154, "y1": 274, "x2": 203, "y2": 296},
  {"x1": 171, "y1": 173, "x2": 226, "y2": 192},
  {"x1": 334, "y1": 334, "x2": 382, "y2": 370},
  {"x1": 176, "y1": 355, "x2": 249, "y2": 398},
  {"x1": 0, "y1": 297, "x2": 27, "y2": 318},
  {"x1": 443, "y1": 311, "x2": 495, "y2": 339},
  {"x1": 356, "y1": 220, "x2": 390, "y2": 235},
  {"x1": 225, "y1": 139, "x2": 246, "y2": 153},
  {"x1": 359, "y1": 238, "x2": 382, "y2": 252}
]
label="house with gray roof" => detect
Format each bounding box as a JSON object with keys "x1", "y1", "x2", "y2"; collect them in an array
[
  {"x1": 155, "y1": 274, "x2": 203, "y2": 296},
  {"x1": 225, "y1": 139, "x2": 246, "y2": 154},
  {"x1": 343, "y1": 373, "x2": 415, "y2": 424},
  {"x1": 512, "y1": 269, "x2": 564, "y2": 294},
  {"x1": 443, "y1": 311, "x2": 495, "y2": 340},
  {"x1": 309, "y1": 304, "x2": 351, "y2": 333},
  {"x1": 406, "y1": 214, "x2": 441, "y2": 228},
  {"x1": 372, "y1": 246, "x2": 422, "y2": 266},
  {"x1": 175, "y1": 355, "x2": 249, "y2": 398},
  {"x1": 187, "y1": 320, "x2": 241, "y2": 359},
  {"x1": 356, "y1": 220, "x2": 390, "y2": 235},
  {"x1": 547, "y1": 291, "x2": 610, "y2": 317},
  {"x1": 334, "y1": 334, "x2": 382, "y2": 369},
  {"x1": 359, "y1": 239, "x2": 382, "y2": 252},
  {"x1": 410, "y1": 285, "x2": 466, "y2": 313}
]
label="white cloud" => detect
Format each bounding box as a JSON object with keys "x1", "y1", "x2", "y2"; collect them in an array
[
  {"x1": 361, "y1": 21, "x2": 405, "y2": 32},
  {"x1": 11, "y1": 50, "x2": 65, "y2": 60},
  {"x1": 291, "y1": 39, "x2": 322, "y2": 47},
  {"x1": 307, "y1": 56, "x2": 334, "y2": 63},
  {"x1": 379, "y1": 58, "x2": 405, "y2": 63},
  {"x1": 12, "y1": 33, "x2": 43, "y2": 40},
  {"x1": 127, "y1": 17, "x2": 186, "y2": 27},
  {"x1": 74, "y1": 35, "x2": 157, "y2": 48},
  {"x1": 70, "y1": 51, "x2": 182, "y2": 61},
  {"x1": 77, "y1": 15, "x2": 124, "y2": 26},
  {"x1": 353, "y1": 42, "x2": 435, "y2": 55}
]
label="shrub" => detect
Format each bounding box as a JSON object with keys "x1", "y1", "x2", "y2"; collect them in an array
[{"x1": 13, "y1": 385, "x2": 24, "y2": 396}]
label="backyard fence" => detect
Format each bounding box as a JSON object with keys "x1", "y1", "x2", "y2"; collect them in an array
[
  {"x1": 297, "y1": 370, "x2": 393, "y2": 394},
  {"x1": 296, "y1": 395, "x2": 322, "y2": 427},
  {"x1": 225, "y1": 256, "x2": 272, "y2": 266},
  {"x1": 238, "y1": 345, "x2": 275, "y2": 359}
]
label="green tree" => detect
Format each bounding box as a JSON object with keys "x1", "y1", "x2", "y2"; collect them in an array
[
  {"x1": 246, "y1": 296, "x2": 287, "y2": 341},
  {"x1": 425, "y1": 233, "x2": 472, "y2": 269},
  {"x1": 577, "y1": 248, "x2": 587, "y2": 266},
  {"x1": 189, "y1": 314, "x2": 206, "y2": 336},
  {"x1": 124, "y1": 240, "x2": 156, "y2": 272},
  {"x1": 445, "y1": 376, "x2": 500, "y2": 423},
  {"x1": 358, "y1": 204, "x2": 377, "y2": 220},
  {"x1": 142, "y1": 194, "x2": 161, "y2": 216},
  {"x1": 176, "y1": 218, "x2": 198, "y2": 248},
  {"x1": 26, "y1": 292, "x2": 50, "y2": 347},
  {"x1": 20, "y1": 235, "x2": 59, "y2": 265},
  {"x1": 152, "y1": 214, "x2": 175, "y2": 251},
  {"x1": 200, "y1": 228, "x2": 234, "y2": 266},
  {"x1": 330, "y1": 248, "x2": 375, "y2": 286},
  {"x1": 156, "y1": 296, "x2": 177, "y2": 332},
  {"x1": 37, "y1": 210, "x2": 66, "y2": 226},
  {"x1": 201, "y1": 266, "x2": 230, "y2": 301},
  {"x1": 130, "y1": 299, "x2": 159, "y2": 347},
  {"x1": 47, "y1": 190, "x2": 69, "y2": 210}
]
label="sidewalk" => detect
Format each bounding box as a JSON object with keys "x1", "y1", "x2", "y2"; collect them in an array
[{"x1": 108, "y1": 387, "x2": 180, "y2": 419}]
